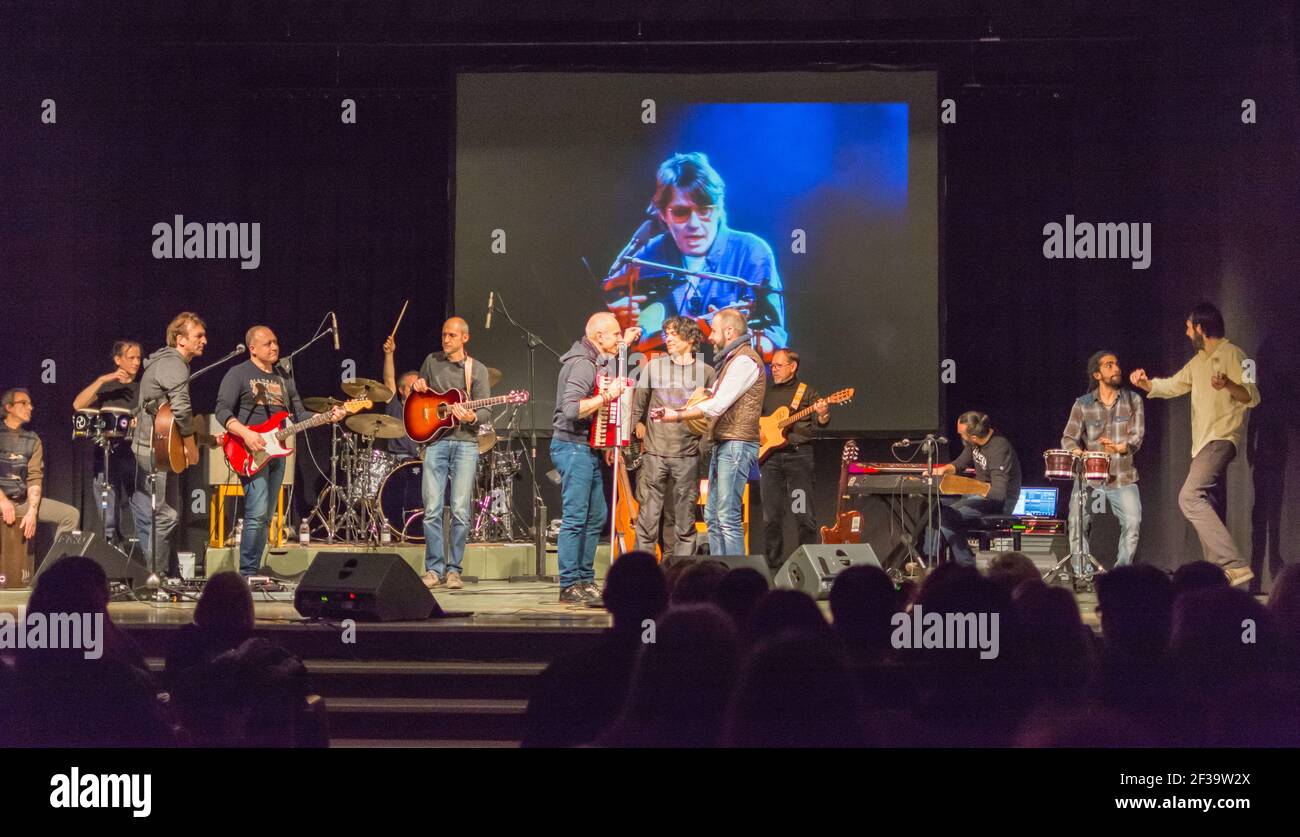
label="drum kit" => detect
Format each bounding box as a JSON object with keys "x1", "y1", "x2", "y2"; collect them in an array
[
  {"x1": 1041, "y1": 447, "x2": 1111, "y2": 586},
  {"x1": 305, "y1": 371, "x2": 527, "y2": 545}
]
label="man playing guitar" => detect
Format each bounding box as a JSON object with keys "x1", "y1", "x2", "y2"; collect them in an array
[
  {"x1": 758, "y1": 348, "x2": 829, "y2": 574},
  {"x1": 217, "y1": 326, "x2": 346, "y2": 577},
  {"x1": 410, "y1": 317, "x2": 490, "y2": 591},
  {"x1": 131, "y1": 312, "x2": 207, "y2": 578}
]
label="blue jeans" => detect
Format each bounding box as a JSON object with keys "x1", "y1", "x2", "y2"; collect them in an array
[
  {"x1": 925, "y1": 496, "x2": 1000, "y2": 567},
  {"x1": 1069, "y1": 481, "x2": 1142, "y2": 572},
  {"x1": 239, "y1": 456, "x2": 286, "y2": 577},
  {"x1": 550, "y1": 438, "x2": 606, "y2": 589},
  {"x1": 705, "y1": 440, "x2": 758, "y2": 556},
  {"x1": 131, "y1": 460, "x2": 178, "y2": 575},
  {"x1": 422, "y1": 440, "x2": 479, "y2": 576}
]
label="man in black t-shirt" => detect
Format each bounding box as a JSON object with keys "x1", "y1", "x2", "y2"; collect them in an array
[
  {"x1": 72, "y1": 340, "x2": 142, "y2": 543},
  {"x1": 217, "y1": 326, "x2": 345, "y2": 576},
  {"x1": 923, "y1": 411, "x2": 1022, "y2": 567}
]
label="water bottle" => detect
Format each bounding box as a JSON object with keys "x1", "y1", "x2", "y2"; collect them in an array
[
  {"x1": 380, "y1": 518, "x2": 392, "y2": 545},
  {"x1": 299, "y1": 519, "x2": 311, "y2": 546}
]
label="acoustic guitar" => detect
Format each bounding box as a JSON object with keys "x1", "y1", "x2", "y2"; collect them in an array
[
  {"x1": 404, "y1": 388, "x2": 530, "y2": 444},
  {"x1": 820, "y1": 440, "x2": 863, "y2": 544},
  {"x1": 152, "y1": 403, "x2": 203, "y2": 474},
  {"x1": 758, "y1": 387, "x2": 854, "y2": 462}
]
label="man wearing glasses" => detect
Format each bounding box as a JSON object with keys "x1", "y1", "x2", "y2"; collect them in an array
[
  {"x1": 612, "y1": 152, "x2": 788, "y2": 358},
  {"x1": 1, "y1": 388, "x2": 79, "y2": 587}
]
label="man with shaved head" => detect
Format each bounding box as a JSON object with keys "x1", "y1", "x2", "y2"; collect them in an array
[
  {"x1": 652, "y1": 307, "x2": 765, "y2": 556},
  {"x1": 217, "y1": 325, "x2": 345, "y2": 576},
  {"x1": 552, "y1": 312, "x2": 641, "y2": 603},
  {"x1": 411, "y1": 317, "x2": 491, "y2": 590}
]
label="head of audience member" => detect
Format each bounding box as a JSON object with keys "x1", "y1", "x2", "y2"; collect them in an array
[
  {"x1": 910, "y1": 564, "x2": 1016, "y2": 667},
  {"x1": 194, "y1": 572, "x2": 256, "y2": 648},
  {"x1": 601, "y1": 551, "x2": 667, "y2": 632},
  {"x1": 1269, "y1": 564, "x2": 1300, "y2": 659},
  {"x1": 1171, "y1": 560, "x2": 1229, "y2": 598},
  {"x1": 601, "y1": 604, "x2": 739, "y2": 747},
  {"x1": 1171, "y1": 586, "x2": 1276, "y2": 691},
  {"x1": 1015, "y1": 704, "x2": 1158, "y2": 747},
  {"x1": 746, "y1": 589, "x2": 832, "y2": 647},
  {"x1": 829, "y1": 565, "x2": 901, "y2": 665},
  {"x1": 987, "y1": 551, "x2": 1041, "y2": 596},
  {"x1": 712, "y1": 567, "x2": 770, "y2": 632},
  {"x1": 21, "y1": 556, "x2": 112, "y2": 668},
  {"x1": 1095, "y1": 565, "x2": 1174, "y2": 660},
  {"x1": 174, "y1": 638, "x2": 309, "y2": 747},
  {"x1": 1011, "y1": 580, "x2": 1095, "y2": 701},
  {"x1": 722, "y1": 631, "x2": 871, "y2": 747},
  {"x1": 670, "y1": 560, "x2": 730, "y2": 606}
]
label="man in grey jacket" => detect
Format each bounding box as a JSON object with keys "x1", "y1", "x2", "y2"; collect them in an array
[{"x1": 131, "y1": 312, "x2": 207, "y2": 577}]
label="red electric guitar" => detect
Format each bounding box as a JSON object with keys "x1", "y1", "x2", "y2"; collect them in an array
[
  {"x1": 404, "y1": 388, "x2": 530, "y2": 444},
  {"x1": 221, "y1": 398, "x2": 371, "y2": 477}
]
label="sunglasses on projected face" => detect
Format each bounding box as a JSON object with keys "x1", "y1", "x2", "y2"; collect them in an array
[{"x1": 665, "y1": 204, "x2": 719, "y2": 223}]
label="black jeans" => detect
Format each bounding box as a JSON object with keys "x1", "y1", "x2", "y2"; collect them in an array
[{"x1": 759, "y1": 445, "x2": 817, "y2": 572}]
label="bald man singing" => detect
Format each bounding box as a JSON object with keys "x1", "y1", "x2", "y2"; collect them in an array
[
  {"x1": 411, "y1": 317, "x2": 491, "y2": 590},
  {"x1": 218, "y1": 325, "x2": 345, "y2": 577},
  {"x1": 551, "y1": 312, "x2": 641, "y2": 604}
]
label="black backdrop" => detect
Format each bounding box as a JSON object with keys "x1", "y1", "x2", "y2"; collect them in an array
[{"x1": 1, "y1": 2, "x2": 1296, "y2": 586}]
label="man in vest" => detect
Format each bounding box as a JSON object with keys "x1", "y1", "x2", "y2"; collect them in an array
[{"x1": 1, "y1": 388, "x2": 79, "y2": 587}]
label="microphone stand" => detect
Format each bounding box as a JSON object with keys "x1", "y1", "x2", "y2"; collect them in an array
[{"x1": 495, "y1": 292, "x2": 562, "y2": 582}]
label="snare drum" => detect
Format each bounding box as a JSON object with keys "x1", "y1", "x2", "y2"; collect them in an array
[
  {"x1": 96, "y1": 407, "x2": 133, "y2": 439},
  {"x1": 377, "y1": 459, "x2": 425, "y2": 543},
  {"x1": 1083, "y1": 451, "x2": 1111, "y2": 483},
  {"x1": 1043, "y1": 449, "x2": 1077, "y2": 481},
  {"x1": 73, "y1": 409, "x2": 99, "y2": 439}
]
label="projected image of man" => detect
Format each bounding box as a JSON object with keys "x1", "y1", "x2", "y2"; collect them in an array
[{"x1": 610, "y1": 152, "x2": 787, "y2": 358}]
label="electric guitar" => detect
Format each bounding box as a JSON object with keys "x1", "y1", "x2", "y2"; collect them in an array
[
  {"x1": 222, "y1": 399, "x2": 371, "y2": 477},
  {"x1": 758, "y1": 387, "x2": 854, "y2": 462},
  {"x1": 820, "y1": 440, "x2": 864, "y2": 544},
  {"x1": 404, "y1": 388, "x2": 530, "y2": 444}
]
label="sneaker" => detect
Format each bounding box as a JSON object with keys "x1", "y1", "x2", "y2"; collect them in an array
[
  {"x1": 445, "y1": 572, "x2": 464, "y2": 590},
  {"x1": 1224, "y1": 566, "x2": 1254, "y2": 588},
  {"x1": 421, "y1": 571, "x2": 442, "y2": 590},
  {"x1": 559, "y1": 585, "x2": 586, "y2": 604}
]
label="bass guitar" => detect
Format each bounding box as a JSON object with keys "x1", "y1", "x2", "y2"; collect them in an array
[
  {"x1": 404, "y1": 389, "x2": 530, "y2": 444},
  {"x1": 222, "y1": 399, "x2": 371, "y2": 477},
  {"x1": 758, "y1": 387, "x2": 854, "y2": 462}
]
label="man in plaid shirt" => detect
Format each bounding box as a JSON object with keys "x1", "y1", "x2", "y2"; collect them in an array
[{"x1": 1060, "y1": 351, "x2": 1145, "y2": 573}]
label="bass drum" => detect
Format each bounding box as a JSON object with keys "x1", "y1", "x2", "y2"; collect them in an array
[{"x1": 377, "y1": 458, "x2": 425, "y2": 544}]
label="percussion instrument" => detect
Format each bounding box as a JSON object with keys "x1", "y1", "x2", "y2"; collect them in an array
[
  {"x1": 345, "y1": 412, "x2": 406, "y2": 440},
  {"x1": 1043, "y1": 449, "x2": 1077, "y2": 481},
  {"x1": 1083, "y1": 450, "x2": 1111, "y2": 483},
  {"x1": 72, "y1": 409, "x2": 99, "y2": 439},
  {"x1": 96, "y1": 406, "x2": 133, "y2": 439},
  {"x1": 376, "y1": 459, "x2": 425, "y2": 543},
  {"x1": 303, "y1": 396, "x2": 343, "y2": 414},
  {"x1": 341, "y1": 377, "x2": 395, "y2": 404},
  {"x1": 476, "y1": 421, "x2": 497, "y2": 453}
]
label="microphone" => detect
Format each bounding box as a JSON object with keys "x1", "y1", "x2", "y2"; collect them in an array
[
  {"x1": 485, "y1": 291, "x2": 495, "y2": 330},
  {"x1": 606, "y1": 207, "x2": 663, "y2": 277},
  {"x1": 892, "y1": 438, "x2": 912, "y2": 448},
  {"x1": 330, "y1": 312, "x2": 340, "y2": 351}
]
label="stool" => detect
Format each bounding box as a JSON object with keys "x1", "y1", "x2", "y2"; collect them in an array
[{"x1": 209, "y1": 483, "x2": 288, "y2": 548}]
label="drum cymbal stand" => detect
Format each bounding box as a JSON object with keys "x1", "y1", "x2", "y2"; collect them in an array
[{"x1": 1044, "y1": 465, "x2": 1106, "y2": 587}]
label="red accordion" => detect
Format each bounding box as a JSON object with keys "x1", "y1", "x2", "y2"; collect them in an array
[{"x1": 590, "y1": 373, "x2": 634, "y2": 448}]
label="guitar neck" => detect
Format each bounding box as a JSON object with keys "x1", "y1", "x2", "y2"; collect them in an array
[
  {"x1": 275, "y1": 411, "x2": 333, "y2": 442},
  {"x1": 461, "y1": 394, "x2": 517, "y2": 411},
  {"x1": 778, "y1": 403, "x2": 821, "y2": 429}
]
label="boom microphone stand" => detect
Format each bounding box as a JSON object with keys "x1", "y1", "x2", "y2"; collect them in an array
[{"x1": 495, "y1": 292, "x2": 562, "y2": 582}]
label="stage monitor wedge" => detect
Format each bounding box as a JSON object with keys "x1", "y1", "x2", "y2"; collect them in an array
[
  {"x1": 32, "y1": 531, "x2": 152, "y2": 590},
  {"x1": 774, "y1": 544, "x2": 882, "y2": 600},
  {"x1": 294, "y1": 552, "x2": 443, "y2": 622}
]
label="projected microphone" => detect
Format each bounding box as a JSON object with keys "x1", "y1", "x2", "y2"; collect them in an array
[
  {"x1": 892, "y1": 438, "x2": 912, "y2": 448},
  {"x1": 485, "y1": 291, "x2": 495, "y2": 330},
  {"x1": 605, "y1": 206, "x2": 663, "y2": 277},
  {"x1": 331, "y1": 312, "x2": 340, "y2": 351}
]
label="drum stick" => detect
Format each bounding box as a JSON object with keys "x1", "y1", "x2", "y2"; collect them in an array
[{"x1": 388, "y1": 300, "x2": 410, "y2": 340}]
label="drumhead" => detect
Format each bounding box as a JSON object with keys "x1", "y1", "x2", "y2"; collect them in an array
[{"x1": 377, "y1": 459, "x2": 425, "y2": 543}]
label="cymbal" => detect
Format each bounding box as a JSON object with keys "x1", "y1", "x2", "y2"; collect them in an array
[
  {"x1": 487, "y1": 367, "x2": 503, "y2": 388},
  {"x1": 302, "y1": 396, "x2": 342, "y2": 414},
  {"x1": 341, "y1": 377, "x2": 394, "y2": 403},
  {"x1": 345, "y1": 413, "x2": 406, "y2": 440},
  {"x1": 476, "y1": 422, "x2": 497, "y2": 454}
]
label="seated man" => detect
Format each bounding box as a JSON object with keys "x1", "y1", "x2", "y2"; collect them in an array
[
  {"x1": 1, "y1": 389, "x2": 79, "y2": 587},
  {"x1": 923, "y1": 411, "x2": 1022, "y2": 567}
]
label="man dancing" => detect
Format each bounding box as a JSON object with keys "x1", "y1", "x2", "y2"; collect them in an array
[
  {"x1": 1130, "y1": 302, "x2": 1260, "y2": 586},
  {"x1": 1060, "y1": 350, "x2": 1146, "y2": 574}
]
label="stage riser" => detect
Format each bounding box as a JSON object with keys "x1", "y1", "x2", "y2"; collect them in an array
[
  {"x1": 307, "y1": 670, "x2": 540, "y2": 700},
  {"x1": 325, "y1": 707, "x2": 526, "y2": 742}
]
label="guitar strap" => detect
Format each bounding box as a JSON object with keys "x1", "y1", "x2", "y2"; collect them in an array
[
  {"x1": 463, "y1": 356, "x2": 473, "y2": 394},
  {"x1": 789, "y1": 382, "x2": 807, "y2": 411}
]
